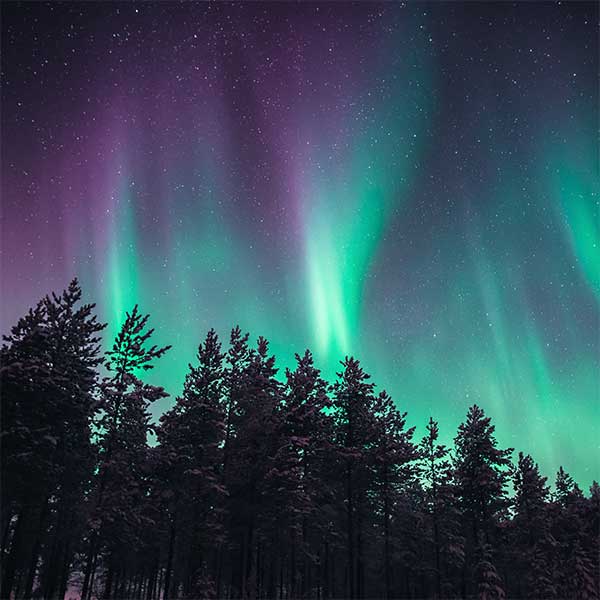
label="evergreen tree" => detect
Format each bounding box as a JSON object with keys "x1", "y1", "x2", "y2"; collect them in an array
[
  {"x1": 550, "y1": 467, "x2": 598, "y2": 600},
  {"x1": 370, "y1": 391, "x2": 419, "y2": 599},
  {"x1": 555, "y1": 465, "x2": 584, "y2": 504},
  {"x1": 225, "y1": 335, "x2": 282, "y2": 598},
  {"x1": 0, "y1": 280, "x2": 105, "y2": 599},
  {"x1": 508, "y1": 452, "x2": 552, "y2": 598},
  {"x1": 453, "y1": 405, "x2": 513, "y2": 597},
  {"x1": 419, "y1": 417, "x2": 464, "y2": 598},
  {"x1": 276, "y1": 350, "x2": 333, "y2": 598},
  {"x1": 2, "y1": 282, "x2": 598, "y2": 600},
  {"x1": 586, "y1": 482, "x2": 600, "y2": 598},
  {"x1": 157, "y1": 328, "x2": 227, "y2": 598},
  {"x1": 81, "y1": 306, "x2": 170, "y2": 600},
  {"x1": 331, "y1": 357, "x2": 380, "y2": 599},
  {"x1": 513, "y1": 453, "x2": 550, "y2": 542}
]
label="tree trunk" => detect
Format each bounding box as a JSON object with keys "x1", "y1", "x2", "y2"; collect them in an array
[
  {"x1": 290, "y1": 533, "x2": 296, "y2": 598},
  {"x1": 1, "y1": 503, "x2": 13, "y2": 556},
  {"x1": 1, "y1": 506, "x2": 27, "y2": 599},
  {"x1": 163, "y1": 516, "x2": 177, "y2": 600},
  {"x1": 146, "y1": 561, "x2": 158, "y2": 600},
  {"x1": 81, "y1": 533, "x2": 99, "y2": 600},
  {"x1": 433, "y1": 510, "x2": 441, "y2": 599},
  {"x1": 322, "y1": 540, "x2": 329, "y2": 600},
  {"x1": 215, "y1": 542, "x2": 224, "y2": 600},
  {"x1": 357, "y1": 508, "x2": 364, "y2": 600},
  {"x1": 24, "y1": 497, "x2": 50, "y2": 600},
  {"x1": 240, "y1": 525, "x2": 255, "y2": 600},
  {"x1": 157, "y1": 567, "x2": 164, "y2": 600},
  {"x1": 134, "y1": 571, "x2": 143, "y2": 599},
  {"x1": 346, "y1": 461, "x2": 355, "y2": 599},
  {"x1": 103, "y1": 556, "x2": 114, "y2": 600},
  {"x1": 384, "y1": 481, "x2": 391, "y2": 600},
  {"x1": 87, "y1": 551, "x2": 99, "y2": 600},
  {"x1": 58, "y1": 538, "x2": 72, "y2": 600},
  {"x1": 43, "y1": 504, "x2": 73, "y2": 600},
  {"x1": 301, "y1": 517, "x2": 309, "y2": 598}
]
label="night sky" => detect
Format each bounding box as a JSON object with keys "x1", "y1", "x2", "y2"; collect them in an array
[{"x1": 2, "y1": 2, "x2": 598, "y2": 484}]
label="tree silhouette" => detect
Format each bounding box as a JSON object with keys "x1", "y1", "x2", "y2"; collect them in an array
[
  {"x1": 420, "y1": 417, "x2": 464, "y2": 598},
  {"x1": 81, "y1": 306, "x2": 170, "y2": 600},
  {"x1": 1, "y1": 281, "x2": 598, "y2": 600},
  {"x1": 1, "y1": 280, "x2": 105, "y2": 600},
  {"x1": 157, "y1": 328, "x2": 226, "y2": 598},
  {"x1": 453, "y1": 405, "x2": 512, "y2": 597}
]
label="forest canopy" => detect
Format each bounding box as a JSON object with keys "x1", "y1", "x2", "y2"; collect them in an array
[{"x1": 1, "y1": 280, "x2": 598, "y2": 600}]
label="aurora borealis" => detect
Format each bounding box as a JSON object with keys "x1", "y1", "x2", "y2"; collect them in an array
[{"x1": 1, "y1": 2, "x2": 598, "y2": 485}]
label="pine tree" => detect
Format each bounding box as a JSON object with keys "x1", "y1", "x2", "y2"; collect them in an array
[
  {"x1": 585, "y1": 482, "x2": 600, "y2": 598},
  {"x1": 555, "y1": 465, "x2": 584, "y2": 504},
  {"x1": 276, "y1": 350, "x2": 333, "y2": 598},
  {"x1": 222, "y1": 326, "x2": 251, "y2": 476},
  {"x1": 81, "y1": 306, "x2": 170, "y2": 600},
  {"x1": 157, "y1": 328, "x2": 227, "y2": 598},
  {"x1": 513, "y1": 453, "x2": 549, "y2": 541},
  {"x1": 331, "y1": 357, "x2": 380, "y2": 599},
  {"x1": 551, "y1": 467, "x2": 598, "y2": 599},
  {"x1": 370, "y1": 391, "x2": 419, "y2": 599},
  {"x1": 419, "y1": 417, "x2": 464, "y2": 598},
  {"x1": 0, "y1": 280, "x2": 105, "y2": 599},
  {"x1": 453, "y1": 405, "x2": 513, "y2": 597},
  {"x1": 224, "y1": 334, "x2": 282, "y2": 598},
  {"x1": 509, "y1": 452, "x2": 552, "y2": 597}
]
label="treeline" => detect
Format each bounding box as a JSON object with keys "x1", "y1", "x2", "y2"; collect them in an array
[{"x1": 1, "y1": 280, "x2": 598, "y2": 600}]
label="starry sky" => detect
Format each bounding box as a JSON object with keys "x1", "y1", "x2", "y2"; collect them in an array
[{"x1": 2, "y1": 2, "x2": 598, "y2": 485}]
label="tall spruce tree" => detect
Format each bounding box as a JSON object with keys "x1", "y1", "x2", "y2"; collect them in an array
[
  {"x1": 550, "y1": 467, "x2": 598, "y2": 599},
  {"x1": 509, "y1": 452, "x2": 552, "y2": 598},
  {"x1": 0, "y1": 280, "x2": 105, "y2": 600},
  {"x1": 81, "y1": 306, "x2": 170, "y2": 600},
  {"x1": 331, "y1": 357, "x2": 380, "y2": 599},
  {"x1": 157, "y1": 328, "x2": 227, "y2": 598},
  {"x1": 224, "y1": 335, "x2": 282, "y2": 598},
  {"x1": 370, "y1": 391, "x2": 419, "y2": 599},
  {"x1": 275, "y1": 350, "x2": 333, "y2": 598},
  {"x1": 586, "y1": 482, "x2": 600, "y2": 598},
  {"x1": 453, "y1": 405, "x2": 512, "y2": 597},
  {"x1": 419, "y1": 417, "x2": 464, "y2": 598}
]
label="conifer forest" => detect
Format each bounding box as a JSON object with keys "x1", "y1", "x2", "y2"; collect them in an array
[
  {"x1": 1, "y1": 1, "x2": 598, "y2": 599},
  {"x1": 1, "y1": 281, "x2": 598, "y2": 599}
]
